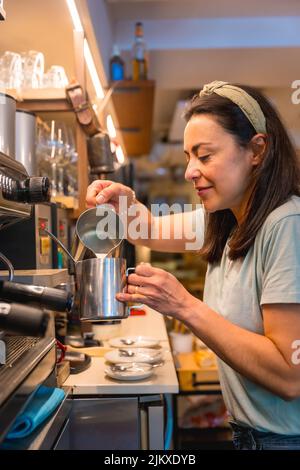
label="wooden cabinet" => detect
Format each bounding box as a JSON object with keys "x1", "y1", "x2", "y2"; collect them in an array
[{"x1": 110, "y1": 80, "x2": 155, "y2": 156}]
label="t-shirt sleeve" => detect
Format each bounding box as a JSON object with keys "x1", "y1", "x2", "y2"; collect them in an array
[{"x1": 260, "y1": 214, "x2": 300, "y2": 305}]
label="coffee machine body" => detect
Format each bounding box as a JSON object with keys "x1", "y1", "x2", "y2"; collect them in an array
[
  {"x1": 0, "y1": 92, "x2": 16, "y2": 158},
  {"x1": 0, "y1": 203, "x2": 53, "y2": 270},
  {"x1": 51, "y1": 204, "x2": 69, "y2": 269}
]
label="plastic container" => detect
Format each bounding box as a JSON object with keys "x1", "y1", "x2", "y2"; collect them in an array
[
  {"x1": 92, "y1": 321, "x2": 122, "y2": 341},
  {"x1": 169, "y1": 331, "x2": 194, "y2": 353}
]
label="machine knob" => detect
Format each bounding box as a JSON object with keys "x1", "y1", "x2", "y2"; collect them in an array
[
  {"x1": 25, "y1": 176, "x2": 51, "y2": 203},
  {"x1": 3, "y1": 176, "x2": 51, "y2": 203}
]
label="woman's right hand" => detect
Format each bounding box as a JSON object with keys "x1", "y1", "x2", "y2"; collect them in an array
[{"x1": 86, "y1": 180, "x2": 135, "y2": 213}]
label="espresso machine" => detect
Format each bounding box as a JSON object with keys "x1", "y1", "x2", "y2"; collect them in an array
[
  {"x1": 0, "y1": 151, "x2": 76, "y2": 448},
  {"x1": 0, "y1": 90, "x2": 74, "y2": 443}
]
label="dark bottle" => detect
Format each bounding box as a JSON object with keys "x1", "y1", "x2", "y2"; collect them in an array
[
  {"x1": 109, "y1": 45, "x2": 125, "y2": 81},
  {"x1": 131, "y1": 21, "x2": 148, "y2": 80}
]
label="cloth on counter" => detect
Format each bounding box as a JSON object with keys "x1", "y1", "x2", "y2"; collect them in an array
[{"x1": 6, "y1": 385, "x2": 65, "y2": 439}]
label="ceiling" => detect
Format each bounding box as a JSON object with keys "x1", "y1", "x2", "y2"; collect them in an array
[
  {"x1": 106, "y1": 0, "x2": 300, "y2": 20},
  {"x1": 103, "y1": 0, "x2": 300, "y2": 139}
]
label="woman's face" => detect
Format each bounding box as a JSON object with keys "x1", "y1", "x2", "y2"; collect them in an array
[{"x1": 184, "y1": 114, "x2": 255, "y2": 221}]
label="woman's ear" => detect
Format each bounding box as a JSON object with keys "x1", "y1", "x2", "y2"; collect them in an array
[{"x1": 250, "y1": 134, "x2": 267, "y2": 166}]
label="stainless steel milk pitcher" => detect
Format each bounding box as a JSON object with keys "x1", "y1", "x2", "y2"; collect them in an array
[
  {"x1": 41, "y1": 227, "x2": 130, "y2": 321},
  {"x1": 75, "y1": 257, "x2": 129, "y2": 321}
]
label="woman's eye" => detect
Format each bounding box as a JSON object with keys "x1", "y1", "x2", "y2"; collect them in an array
[{"x1": 198, "y1": 154, "x2": 210, "y2": 162}]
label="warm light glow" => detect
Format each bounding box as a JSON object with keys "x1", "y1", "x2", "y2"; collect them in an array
[
  {"x1": 106, "y1": 114, "x2": 117, "y2": 139},
  {"x1": 84, "y1": 39, "x2": 105, "y2": 99},
  {"x1": 66, "y1": 0, "x2": 84, "y2": 32},
  {"x1": 116, "y1": 146, "x2": 125, "y2": 164}
]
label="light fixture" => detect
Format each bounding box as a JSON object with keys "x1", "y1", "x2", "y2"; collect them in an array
[
  {"x1": 65, "y1": 0, "x2": 83, "y2": 32},
  {"x1": 66, "y1": 0, "x2": 104, "y2": 99},
  {"x1": 0, "y1": 0, "x2": 6, "y2": 20},
  {"x1": 106, "y1": 114, "x2": 117, "y2": 139},
  {"x1": 116, "y1": 146, "x2": 125, "y2": 164},
  {"x1": 83, "y1": 39, "x2": 105, "y2": 99}
]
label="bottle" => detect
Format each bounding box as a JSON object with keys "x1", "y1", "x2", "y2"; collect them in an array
[
  {"x1": 131, "y1": 21, "x2": 148, "y2": 80},
  {"x1": 109, "y1": 45, "x2": 125, "y2": 82}
]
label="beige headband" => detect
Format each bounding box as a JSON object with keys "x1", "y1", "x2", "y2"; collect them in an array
[{"x1": 199, "y1": 80, "x2": 267, "y2": 134}]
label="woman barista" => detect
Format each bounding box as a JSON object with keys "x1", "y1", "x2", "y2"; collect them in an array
[{"x1": 86, "y1": 81, "x2": 300, "y2": 450}]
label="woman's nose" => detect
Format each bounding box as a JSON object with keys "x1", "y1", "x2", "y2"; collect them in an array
[{"x1": 185, "y1": 160, "x2": 201, "y2": 182}]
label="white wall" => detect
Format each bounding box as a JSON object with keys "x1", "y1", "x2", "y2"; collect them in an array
[{"x1": 264, "y1": 87, "x2": 300, "y2": 149}]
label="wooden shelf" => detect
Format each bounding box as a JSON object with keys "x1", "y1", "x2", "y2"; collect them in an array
[
  {"x1": 17, "y1": 97, "x2": 72, "y2": 113},
  {"x1": 110, "y1": 80, "x2": 155, "y2": 156}
]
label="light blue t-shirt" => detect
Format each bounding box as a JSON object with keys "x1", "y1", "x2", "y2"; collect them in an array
[{"x1": 203, "y1": 196, "x2": 300, "y2": 434}]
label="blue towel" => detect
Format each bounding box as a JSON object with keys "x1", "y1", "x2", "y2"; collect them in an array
[{"x1": 6, "y1": 385, "x2": 65, "y2": 439}]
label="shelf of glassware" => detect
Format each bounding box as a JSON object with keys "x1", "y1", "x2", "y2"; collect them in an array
[{"x1": 17, "y1": 96, "x2": 88, "y2": 219}]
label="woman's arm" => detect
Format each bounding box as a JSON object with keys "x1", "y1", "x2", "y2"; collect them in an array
[
  {"x1": 118, "y1": 263, "x2": 300, "y2": 401},
  {"x1": 182, "y1": 300, "x2": 300, "y2": 401},
  {"x1": 86, "y1": 180, "x2": 204, "y2": 253},
  {"x1": 131, "y1": 209, "x2": 204, "y2": 253}
]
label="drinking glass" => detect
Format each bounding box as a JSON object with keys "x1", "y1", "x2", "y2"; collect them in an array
[
  {"x1": 43, "y1": 65, "x2": 68, "y2": 88},
  {"x1": 0, "y1": 51, "x2": 22, "y2": 89},
  {"x1": 21, "y1": 50, "x2": 44, "y2": 89}
]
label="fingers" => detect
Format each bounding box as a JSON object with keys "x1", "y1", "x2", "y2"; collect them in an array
[
  {"x1": 116, "y1": 291, "x2": 147, "y2": 303},
  {"x1": 86, "y1": 181, "x2": 103, "y2": 207},
  {"x1": 135, "y1": 263, "x2": 166, "y2": 278},
  {"x1": 95, "y1": 182, "x2": 131, "y2": 205},
  {"x1": 135, "y1": 263, "x2": 156, "y2": 277},
  {"x1": 86, "y1": 180, "x2": 114, "y2": 207},
  {"x1": 126, "y1": 284, "x2": 153, "y2": 296},
  {"x1": 127, "y1": 273, "x2": 148, "y2": 286},
  {"x1": 127, "y1": 263, "x2": 167, "y2": 288}
]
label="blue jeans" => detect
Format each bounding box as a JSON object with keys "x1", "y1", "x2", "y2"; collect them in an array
[{"x1": 231, "y1": 422, "x2": 300, "y2": 450}]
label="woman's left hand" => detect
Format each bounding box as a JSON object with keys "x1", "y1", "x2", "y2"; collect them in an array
[{"x1": 116, "y1": 263, "x2": 195, "y2": 319}]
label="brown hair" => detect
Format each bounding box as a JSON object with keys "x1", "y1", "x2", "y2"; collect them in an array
[{"x1": 184, "y1": 85, "x2": 300, "y2": 263}]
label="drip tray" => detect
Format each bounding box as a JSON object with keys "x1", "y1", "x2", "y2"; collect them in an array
[
  {"x1": 0, "y1": 334, "x2": 56, "y2": 407},
  {"x1": 0, "y1": 335, "x2": 39, "y2": 369}
]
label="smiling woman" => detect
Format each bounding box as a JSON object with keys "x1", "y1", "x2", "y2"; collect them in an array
[
  {"x1": 86, "y1": 81, "x2": 300, "y2": 450},
  {"x1": 184, "y1": 82, "x2": 300, "y2": 263}
]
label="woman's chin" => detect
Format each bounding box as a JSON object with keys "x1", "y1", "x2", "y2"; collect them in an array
[{"x1": 201, "y1": 200, "x2": 219, "y2": 213}]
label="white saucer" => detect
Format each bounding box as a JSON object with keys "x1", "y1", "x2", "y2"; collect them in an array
[
  {"x1": 105, "y1": 364, "x2": 154, "y2": 381},
  {"x1": 104, "y1": 348, "x2": 163, "y2": 364},
  {"x1": 108, "y1": 336, "x2": 159, "y2": 348}
]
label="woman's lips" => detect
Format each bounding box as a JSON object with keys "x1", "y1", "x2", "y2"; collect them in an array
[{"x1": 196, "y1": 187, "x2": 213, "y2": 196}]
